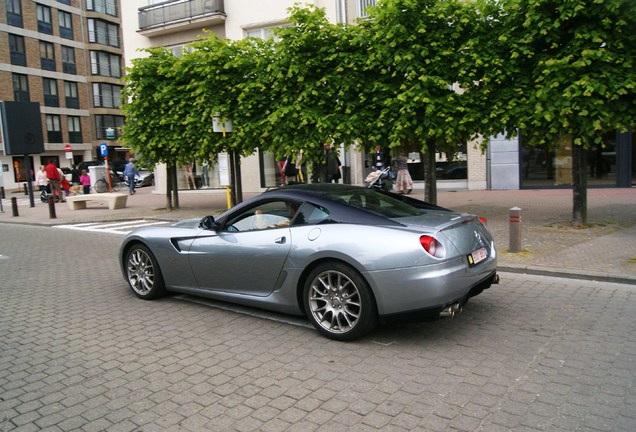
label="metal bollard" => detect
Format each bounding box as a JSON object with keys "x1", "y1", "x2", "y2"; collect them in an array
[
  {"x1": 11, "y1": 197, "x2": 19, "y2": 217},
  {"x1": 48, "y1": 195, "x2": 57, "y2": 219},
  {"x1": 1, "y1": 186, "x2": 5, "y2": 199},
  {"x1": 509, "y1": 207, "x2": 522, "y2": 253},
  {"x1": 23, "y1": 183, "x2": 28, "y2": 195}
]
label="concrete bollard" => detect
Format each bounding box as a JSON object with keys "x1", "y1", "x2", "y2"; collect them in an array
[
  {"x1": 11, "y1": 197, "x2": 19, "y2": 217},
  {"x1": 509, "y1": 207, "x2": 522, "y2": 253},
  {"x1": 48, "y1": 195, "x2": 57, "y2": 219}
]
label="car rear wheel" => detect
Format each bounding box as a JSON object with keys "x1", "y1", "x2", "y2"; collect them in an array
[
  {"x1": 304, "y1": 262, "x2": 377, "y2": 341},
  {"x1": 125, "y1": 244, "x2": 165, "y2": 299}
]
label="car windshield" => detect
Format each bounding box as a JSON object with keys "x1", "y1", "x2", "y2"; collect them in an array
[{"x1": 323, "y1": 188, "x2": 426, "y2": 219}]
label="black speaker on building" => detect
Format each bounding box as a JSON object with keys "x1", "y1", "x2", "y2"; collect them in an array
[{"x1": 0, "y1": 101, "x2": 45, "y2": 155}]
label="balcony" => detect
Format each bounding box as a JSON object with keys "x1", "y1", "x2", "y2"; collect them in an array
[{"x1": 138, "y1": 0, "x2": 226, "y2": 37}]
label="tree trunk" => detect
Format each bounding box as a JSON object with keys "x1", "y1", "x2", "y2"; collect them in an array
[
  {"x1": 233, "y1": 150, "x2": 243, "y2": 205},
  {"x1": 572, "y1": 145, "x2": 587, "y2": 226},
  {"x1": 424, "y1": 147, "x2": 437, "y2": 205},
  {"x1": 171, "y1": 164, "x2": 179, "y2": 209},
  {"x1": 165, "y1": 163, "x2": 173, "y2": 211}
]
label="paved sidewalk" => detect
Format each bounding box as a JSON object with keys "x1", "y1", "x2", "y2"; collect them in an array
[{"x1": 1, "y1": 184, "x2": 635, "y2": 284}]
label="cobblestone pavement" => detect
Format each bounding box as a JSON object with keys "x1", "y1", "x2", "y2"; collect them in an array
[{"x1": 1, "y1": 221, "x2": 636, "y2": 431}]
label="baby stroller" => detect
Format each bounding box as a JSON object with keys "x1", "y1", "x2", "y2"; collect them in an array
[
  {"x1": 40, "y1": 185, "x2": 60, "y2": 203},
  {"x1": 365, "y1": 166, "x2": 393, "y2": 191}
]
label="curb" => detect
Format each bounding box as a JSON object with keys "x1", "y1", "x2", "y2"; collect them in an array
[{"x1": 498, "y1": 264, "x2": 636, "y2": 286}]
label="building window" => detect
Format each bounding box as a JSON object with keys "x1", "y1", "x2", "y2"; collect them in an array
[
  {"x1": 90, "y1": 51, "x2": 121, "y2": 77},
  {"x1": 167, "y1": 44, "x2": 195, "y2": 58},
  {"x1": 68, "y1": 116, "x2": 82, "y2": 143},
  {"x1": 520, "y1": 133, "x2": 618, "y2": 188},
  {"x1": 43, "y1": 78, "x2": 59, "y2": 107},
  {"x1": 86, "y1": 0, "x2": 117, "y2": 16},
  {"x1": 357, "y1": 0, "x2": 377, "y2": 18},
  {"x1": 12, "y1": 73, "x2": 30, "y2": 102},
  {"x1": 40, "y1": 41, "x2": 56, "y2": 71},
  {"x1": 93, "y1": 83, "x2": 121, "y2": 108},
  {"x1": 245, "y1": 25, "x2": 287, "y2": 42},
  {"x1": 58, "y1": 10, "x2": 73, "y2": 39},
  {"x1": 64, "y1": 81, "x2": 79, "y2": 109},
  {"x1": 6, "y1": 0, "x2": 23, "y2": 27},
  {"x1": 36, "y1": 4, "x2": 53, "y2": 34},
  {"x1": 95, "y1": 115, "x2": 124, "y2": 139},
  {"x1": 58, "y1": 0, "x2": 71, "y2": 4},
  {"x1": 46, "y1": 114, "x2": 62, "y2": 143},
  {"x1": 88, "y1": 18, "x2": 119, "y2": 47},
  {"x1": 9, "y1": 34, "x2": 26, "y2": 66},
  {"x1": 61, "y1": 46, "x2": 76, "y2": 74}
]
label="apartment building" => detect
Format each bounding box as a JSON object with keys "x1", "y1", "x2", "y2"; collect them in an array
[{"x1": 0, "y1": 0, "x2": 125, "y2": 190}]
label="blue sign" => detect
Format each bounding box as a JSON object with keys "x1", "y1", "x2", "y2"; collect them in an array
[{"x1": 99, "y1": 143, "x2": 108, "y2": 157}]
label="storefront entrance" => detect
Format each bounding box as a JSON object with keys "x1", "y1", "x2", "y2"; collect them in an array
[{"x1": 520, "y1": 130, "x2": 634, "y2": 188}]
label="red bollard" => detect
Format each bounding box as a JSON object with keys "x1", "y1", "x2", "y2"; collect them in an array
[
  {"x1": 11, "y1": 197, "x2": 19, "y2": 217},
  {"x1": 48, "y1": 195, "x2": 57, "y2": 219}
]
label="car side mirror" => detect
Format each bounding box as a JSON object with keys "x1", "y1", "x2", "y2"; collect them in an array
[{"x1": 199, "y1": 215, "x2": 217, "y2": 231}]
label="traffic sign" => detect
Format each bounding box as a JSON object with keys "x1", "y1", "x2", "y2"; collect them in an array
[{"x1": 99, "y1": 143, "x2": 108, "y2": 157}]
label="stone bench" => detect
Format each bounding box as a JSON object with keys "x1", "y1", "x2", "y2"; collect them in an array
[{"x1": 66, "y1": 193, "x2": 128, "y2": 210}]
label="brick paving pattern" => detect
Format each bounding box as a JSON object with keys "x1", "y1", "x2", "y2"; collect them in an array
[{"x1": 1, "y1": 186, "x2": 636, "y2": 431}]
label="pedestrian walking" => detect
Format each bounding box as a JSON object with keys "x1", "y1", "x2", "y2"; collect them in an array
[
  {"x1": 326, "y1": 146, "x2": 342, "y2": 183},
  {"x1": 80, "y1": 170, "x2": 91, "y2": 195},
  {"x1": 45, "y1": 161, "x2": 65, "y2": 202},
  {"x1": 35, "y1": 165, "x2": 48, "y2": 192},
  {"x1": 393, "y1": 150, "x2": 413, "y2": 194},
  {"x1": 123, "y1": 158, "x2": 138, "y2": 195}
]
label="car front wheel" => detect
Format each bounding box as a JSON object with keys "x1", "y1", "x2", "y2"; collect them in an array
[
  {"x1": 303, "y1": 262, "x2": 377, "y2": 341},
  {"x1": 125, "y1": 244, "x2": 166, "y2": 299}
]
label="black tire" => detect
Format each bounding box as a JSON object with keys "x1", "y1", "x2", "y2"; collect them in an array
[
  {"x1": 111, "y1": 176, "x2": 122, "y2": 192},
  {"x1": 303, "y1": 262, "x2": 378, "y2": 341},
  {"x1": 124, "y1": 244, "x2": 166, "y2": 300},
  {"x1": 94, "y1": 179, "x2": 107, "y2": 193}
]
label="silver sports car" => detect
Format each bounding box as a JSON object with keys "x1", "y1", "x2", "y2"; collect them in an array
[{"x1": 120, "y1": 184, "x2": 498, "y2": 341}]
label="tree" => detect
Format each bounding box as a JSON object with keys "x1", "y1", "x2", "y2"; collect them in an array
[
  {"x1": 252, "y1": 5, "x2": 373, "y2": 165},
  {"x1": 120, "y1": 48, "x2": 193, "y2": 209},
  {"x1": 360, "y1": 0, "x2": 484, "y2": 203},
  {"x1": 466, "y1": 0, "x2": 636, "y2": 225}
]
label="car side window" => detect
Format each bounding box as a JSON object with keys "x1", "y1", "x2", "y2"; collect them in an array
[
  {"x1": 224, "y1": 200, "x2": 299, "y2": 232},
  {"x1": 296, "y1": 203, "x2": 330, "y2": 225}
]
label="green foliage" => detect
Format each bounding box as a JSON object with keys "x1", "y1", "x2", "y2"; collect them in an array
[
  {"x1": 361, "y1": 0, "x2": 482, "y2": 154},
  {"x1": 466, "y1": 0, "x2": 636, "y2": 149},
  {"x1": 121, "y1": 0, "x2": 635, "y2": 170}
]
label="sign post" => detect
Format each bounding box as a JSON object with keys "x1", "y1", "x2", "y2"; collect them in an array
[
  {"x1": 213, "y1": 115, "x2": 236, "y2": 208},
  {"x1": 99, "y1": 143, "x2": 111, "y2": 192}
]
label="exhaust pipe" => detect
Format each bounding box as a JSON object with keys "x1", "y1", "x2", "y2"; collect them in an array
[{"x1": 439, "y1": 303, "x2": 462, "y2": 318}]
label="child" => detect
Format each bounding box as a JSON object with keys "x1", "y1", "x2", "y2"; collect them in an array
[{"x1": 80, "y1": 170, "x2": 91, "y2": 195}]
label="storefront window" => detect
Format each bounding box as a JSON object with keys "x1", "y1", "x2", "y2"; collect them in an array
[{"x1": 521, "y1": 133, "x2": 617, "y2": 187}]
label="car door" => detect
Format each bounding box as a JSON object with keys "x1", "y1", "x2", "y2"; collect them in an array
[{"x1": 188, "y1": 201, "x2": 294, "y2": 296}]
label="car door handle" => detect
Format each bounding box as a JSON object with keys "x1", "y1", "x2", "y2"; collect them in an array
[{"x1": 275, "y1": 236, "x2": 286, "y2": 244}]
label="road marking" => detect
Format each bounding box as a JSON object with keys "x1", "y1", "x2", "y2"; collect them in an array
[{"x1": 53, "y1": 220, "x2": 171, "y2": 235}]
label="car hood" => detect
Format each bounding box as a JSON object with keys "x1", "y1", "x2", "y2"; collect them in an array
[{"x1": 170, "y1": 218, "x2": 203, "y2": 229}]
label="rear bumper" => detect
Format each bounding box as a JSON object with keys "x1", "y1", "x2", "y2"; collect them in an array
[
  {"x1": 379, "y1": 270, "x2": 499, "y2": 324},
  {"x1": 366, "y1": 251, "x2": 497, "y2": 317}
]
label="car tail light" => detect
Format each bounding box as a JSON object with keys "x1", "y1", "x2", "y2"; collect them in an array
[
  {"x1": 479, "y1": 216, "x2": 487, "y2": 225},
  {"x1": 420, "y1": 235, "x2": 441, "y2": 257}
]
